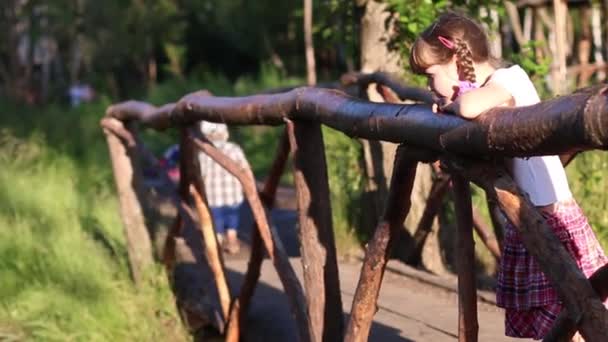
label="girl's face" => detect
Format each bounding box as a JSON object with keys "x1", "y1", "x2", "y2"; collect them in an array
[{"x1": 425, "y1": 61, "x2": 459, "y2": 101}]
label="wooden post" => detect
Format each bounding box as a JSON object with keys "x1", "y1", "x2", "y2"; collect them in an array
[
  {"x1": 189, "y1": 131, "x2": 312, "y2": 342},
  {"x1": 101, "y1": 118, "x2": 153, "y2": 284},
  {"x1": 553, "y1": 0, "x2": 568, "y2": 94},
  {"x1": 486, "y1": 197, "x2": 505, "y2": 250},
  {"x1": 543, "y1": 264, "x2": 608, "y2": 341},
  {"x1": 472, "y1": 208, "x2": 501, "y2": 261},
  {"x1": 225, "y1": 130, "x2": 291, "y2": 342},
  {"x1": 287, "y1": 120, "x2": 343, "y2": 342},
  {"x1": 190, "y1": 184, "x2": 231, "y2": 320},
  {"x1": 405, "y1": 176, "x2": 450, "y2": 265},
  {"x1": 344, "y1": 145, "x2": 430, "y2": 342},
  {"x1": 452, "y1": 175, "x2": 479, "y2": 342}
]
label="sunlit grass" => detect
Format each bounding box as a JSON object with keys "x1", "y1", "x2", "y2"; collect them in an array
[{"x1": 0, "y1": 101, "x2": 186, "y2": 341}]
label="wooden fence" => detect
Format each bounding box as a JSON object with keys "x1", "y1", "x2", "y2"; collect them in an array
[{"x1": 101, "y1": 76, "x2": 608, "y2": 342}]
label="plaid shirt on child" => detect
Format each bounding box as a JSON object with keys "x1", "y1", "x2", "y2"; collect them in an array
[{"x1": 198, "y1": 141, "x2": 249, "y2": 207}]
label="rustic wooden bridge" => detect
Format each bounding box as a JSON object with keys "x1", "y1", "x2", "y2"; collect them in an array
[{"x1": 101, "y1": 75, "x2": 608, "y2": 342}]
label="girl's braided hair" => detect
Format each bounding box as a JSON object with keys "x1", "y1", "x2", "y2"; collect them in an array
[{"x1": 410, "y1": 12, "x2": 493, "y2": 83}]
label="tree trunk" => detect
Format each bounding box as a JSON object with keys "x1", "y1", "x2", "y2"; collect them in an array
[
  {"x1": 591, "y1": 3, "x2": 605, "y2": 81},
  {"x1": 304, "y1": 0, "x2": 316, "y2": 86},
  {"x1": 357, "y1": 0, "x2": 442, "y2": 271},
  {"x1": 552, "y1": 0, "x2": 568, "y2": 94}
]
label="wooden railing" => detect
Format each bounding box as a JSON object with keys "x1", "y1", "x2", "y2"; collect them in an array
[{"x1": 101, "y1": 77, "x2": 608, "y2": 342}]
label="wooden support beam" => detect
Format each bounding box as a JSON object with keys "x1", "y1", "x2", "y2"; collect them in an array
[
  {"x1": 344, "y1": 146, "x2": 434, "y2": 342},
  {"x1": 405, "y1": 175, "x2": 450, "y2": 265},
  {"x1": 189, "y1": 130, "x2": 311, "y2": 342},
  {"x1": 190, "y1": 184, "x2": 231, "y2": 320},
  {"x1": 287, "y1": 119, "x2": 343, "y2": 342},
  {"x1": 543, "y1": 264, "x2": 608, "y2": 341},
  {"x1": 452, "y1": 175, "x2": 479, "y2": 342},
  {"x1": 225, "y1": 129, "x2": 291, "y2": 342},
  {"x1": 101, "y1": 118, "x2": 153, "y2": 284},
  {"x1": 340, "y1": 71, "x2": 433, "y2": 104},
  {"x1": 471, "y1": 208, "x2": 501, "y2": 261}
]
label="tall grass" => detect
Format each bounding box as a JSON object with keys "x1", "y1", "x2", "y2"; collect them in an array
[{"x1": 0, "y1": 100, "x2": 186, "y2": 341}]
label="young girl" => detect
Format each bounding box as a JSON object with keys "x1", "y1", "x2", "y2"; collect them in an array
[{"x1": 409, "y1": 12, "x2": 608, "y2": 340}]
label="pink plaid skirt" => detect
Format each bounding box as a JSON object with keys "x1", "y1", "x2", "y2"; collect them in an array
[{"x1": 496, "y1": 200, "x2": 608, "y2": 339}]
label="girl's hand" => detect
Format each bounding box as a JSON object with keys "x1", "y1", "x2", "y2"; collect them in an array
[
  {"x1": 432, "y1": 96, "x2": 452, "y2": 114},
  {"x1": 439, "y1": 100, "x2": 459, "y2": 115},
  {"x1": 432, "y1": 97, "x2": 459, "y2": 115}
]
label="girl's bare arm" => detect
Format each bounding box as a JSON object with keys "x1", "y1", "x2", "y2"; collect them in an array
[{"x1": 442, "y1": 83, "x2": 513, "y2": 119}]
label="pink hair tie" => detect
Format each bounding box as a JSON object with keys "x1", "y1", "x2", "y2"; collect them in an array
[{"x1": 437, "y1": 35, "x2": 455, "y2": 50}]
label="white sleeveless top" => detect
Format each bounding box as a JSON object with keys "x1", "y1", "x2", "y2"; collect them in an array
[{"x1": 488, "y1": 65, "x2": 572, "y2": 206}]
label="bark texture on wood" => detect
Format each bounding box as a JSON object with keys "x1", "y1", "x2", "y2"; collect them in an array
[
  {"x1": 105, "y1": 85, "x2": 608, "y2": 159},
  {"x1": 190, "y1": 184, "x2": 231, "y2": 320},
  {"x1": 287, "y1": 120, "x2": 343, "y2": 342},
  {"x1": 543, "y1": 264, "x2": 608, "y2": 341},
  {"x1": 472, "y1": 208, "x2": 501, "y2": 261},
  {"x1": 452, "y1": 176, "x2": 479, "y2": 342},
  {"x1": 344, "y1": 145, "x2": 425, "y2": 342},
  {"x1": 357, "y1": 0, "x2": 411, "y2": 248},
  {"x1": 225, "y1": 130, "x2": 291, "y2": 342},
  {"x1": 175, "y1": 127, "x2": 226, "y2": 334},
  {"x1": 340, "y1": 72, "x2": 433, "y2": 104},
  {"x1": 101, "y1": 118, "x2": 153, "y2": 284},
  {"x1": 405, "y1": 176, "x2": 450, "y2": 265},
  {"x1": 189, "y1": 130, "x2": 311, "y2": 342},
  {"x1": 469, "y1": 165, "x2": 608, "y2": 341}
]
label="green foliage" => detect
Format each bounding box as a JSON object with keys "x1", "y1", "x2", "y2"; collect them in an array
[
  {"x1": 508, "y1": 41, "x2": 552, "y2": 97},
  {"x1": 322, "y1": 126, "x2": 364, "y2": 252},
  {"x1": 0, "y1": 100, "x2": 186, "y2": 341},
  {"x1": 567, "y1": 152, "x2": 608, "y2": 250}
]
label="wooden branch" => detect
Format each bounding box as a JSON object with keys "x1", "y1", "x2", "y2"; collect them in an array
[
  {"x1": 543, "y1": 264, "x2": 608, "y2": 341},
  {"x1": 286, "y1": 119, "x2": 343, "y2": 342},
  {"x1": 466, "y1": 164, "x2": 608, "y2": 340},
  {"x1": 504, "y1": 1, "x2": 528, "y2": 46},
  {"x1": 190, "y1": 184, "x2": 231, "y2": 320},
  {"x1": 340, "y1": 71, "x2": 434, "y2": 104},
  {"x1": 485, "y1": 197, "x2": 505, "y2": 249},
  {"x1": 101, "y1": 118, "x2": 153, "y2": 284},
  {"x1": 174, "y1": 127, "x2": 227, "y2": 333},
  {"x1": 225, "y1": 129, "x2": 291, "y2": 342},
  {"x1": 106, "y1": 85, "x2": 608, "y2": 158},
  {"x1": 452, "y1": 175, "x2": 479, "y2": 342},
  {"x1": 188, "y1": 131, "x2": 311, "y2": 342},
  {"x1": 471, "y1": 208, "x2": 501, "y2": 261},
  {"x1": 439, "y1": 85, "x2": 608, "y2": 157},
  {"x1": 405, "y1": 175, "x2": 450, "y2": 265},
  {"x1": 344, "y1": 145, "x2": 432, "y2": 342}
]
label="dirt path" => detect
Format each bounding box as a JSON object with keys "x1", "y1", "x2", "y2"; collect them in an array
[{"x1": 224, "y1": 257, "x2": 529, "y2": 341}]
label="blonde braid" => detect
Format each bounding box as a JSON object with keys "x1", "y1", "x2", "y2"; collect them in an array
[{"x1": 454, "y1": 39, "x2": 476, "y2": 83}]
